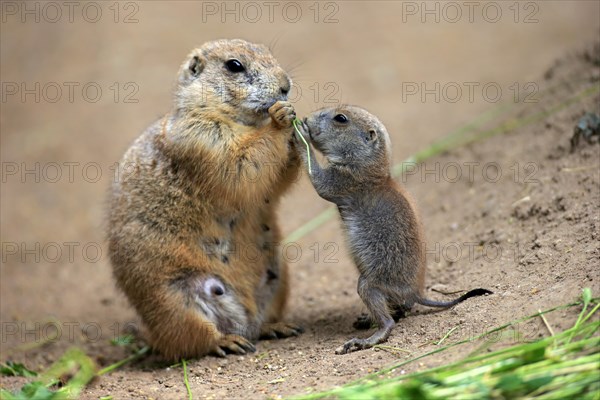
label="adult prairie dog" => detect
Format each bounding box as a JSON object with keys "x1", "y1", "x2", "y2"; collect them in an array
[{"x1": 107, "y1": 39, "x2": 302, "y2": 360}]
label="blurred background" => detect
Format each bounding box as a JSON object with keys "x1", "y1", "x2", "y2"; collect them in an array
[{"x1": 1, "y1": 0, "x2": 599, "y2": 361}]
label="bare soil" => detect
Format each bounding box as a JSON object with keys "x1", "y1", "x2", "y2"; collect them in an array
[{"x1": 1, "y1": 2, "x2": 599, "y2": 399}]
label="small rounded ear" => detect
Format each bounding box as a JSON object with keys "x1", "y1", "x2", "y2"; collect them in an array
[
  {"x1": 180, "y1": 54, "x2": 205, "y2": 83},
  {"x1": 188, "y1": 55, "x2": 204, "y2": 77},
  {"x1": 367, "y1": 129, "x2": 378, "y2": 142}
]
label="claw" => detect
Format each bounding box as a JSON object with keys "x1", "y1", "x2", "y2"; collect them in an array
[
  {"x1": 335, "y1": 337, "x2": 371, "y2": 355},
  {"x1": 226, "y1": 343, "x2": 246, "y2": 355},
  {"x1": 211, "y1": 334, "x2": 255, "y2": 356},
  {"x1": 268, "y1": 101, "x2": 296, "y2": 129},
  {"x1": 264, "y1": 331, "x2": 278, "y2": 340},
  {"x1": 260, "y1": 322, "x2": 304, "y2": 340},
  {"x1": 213, "y1": 346, "x2": 227, "y2": 358},
  {"x1": 237, "y1": 339, "x2": 256, "y2": 353}
]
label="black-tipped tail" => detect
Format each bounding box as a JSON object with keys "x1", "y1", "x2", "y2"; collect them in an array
[{"x1": 417, "y1": 288, "x2": 493, "y2": 308}]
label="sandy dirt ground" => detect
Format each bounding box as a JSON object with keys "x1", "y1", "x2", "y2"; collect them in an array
[{"x1": 1, "y1": 1, "x2": 599, "y2": 399}]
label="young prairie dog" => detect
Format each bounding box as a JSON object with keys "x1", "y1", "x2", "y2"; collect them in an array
[
  {"x1": 108, "y1": 39, "x2": 302, "y2": 360},
  {"x1": 293, "y1": 106, "x2": 492, "y2": 354}
]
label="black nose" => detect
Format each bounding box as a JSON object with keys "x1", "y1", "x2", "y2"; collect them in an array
[{"x1": 280, "y1": 76, "x2": 291, "y2": 97}]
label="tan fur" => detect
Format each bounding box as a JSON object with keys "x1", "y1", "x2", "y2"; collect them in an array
[{"x1": 107, "y1": 39, "x2": 301, "y2": 360}]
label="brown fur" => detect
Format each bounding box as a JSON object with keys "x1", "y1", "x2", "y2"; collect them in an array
[{"x1": 107, "y1": 39, "x2": 301, "y2": 360}]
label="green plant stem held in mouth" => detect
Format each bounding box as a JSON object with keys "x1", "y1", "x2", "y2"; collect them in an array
[{"x1": 293, "y1": 117, "x2": 312, "y2": 175}]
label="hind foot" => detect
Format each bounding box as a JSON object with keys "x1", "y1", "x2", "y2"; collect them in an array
[
  {"x1": 260, "y1": 322, "x2": 304, "y2": 340},
  {"x1": 335, "y1": 337, "x2": 377, "y2": 354}
]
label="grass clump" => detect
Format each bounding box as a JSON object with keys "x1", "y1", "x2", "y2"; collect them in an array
[
  {"x1": 0, "y1": 362, "x2": 38, "y2": 378},
  {"x1": 295, "y1": 288, "x2": 599, "y2": 400},
  {"x1": 0, "y1": 348, "x2": 96, "y2": 400},
  {"x1": 0, "y1": 345, "x2": 149, "y2": 399}
]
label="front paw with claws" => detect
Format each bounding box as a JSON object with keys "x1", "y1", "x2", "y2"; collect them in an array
[
  {"x1": 292, "y1": 120, "x2": 309, "y2": 143},
  {"x1": 211, "y1": 334, "x2": 256, "y2": 357},
  {"x1": 269, "y1": 101, "x2": 295, "y2": 129}
]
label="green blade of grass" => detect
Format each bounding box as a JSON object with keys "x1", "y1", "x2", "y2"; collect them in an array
[
  {"x1": 182, "y1": 358, "x2": 193, "y2": 400},
  {"x1": 97, "y1": 346, "x2": 150, "y2": 376},
  {"x1": 435, "y1": 326, "x2": 458, "y2": 346}
]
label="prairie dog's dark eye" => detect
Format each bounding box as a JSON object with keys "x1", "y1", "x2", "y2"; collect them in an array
[
  {"x1": 225, "y1": 59, "x2": 245, "y2": 73},
  {"x1": 203, "y1": 278, "x2": 226, "y2": 297},
  {"x1": 333, "y1": 114, "x2": 348, "y2": 123},
  {"x1": 211, "y1": 283, "x2": 225, "y2": 296}
]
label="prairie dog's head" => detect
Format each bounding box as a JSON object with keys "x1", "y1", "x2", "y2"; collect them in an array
[
  {"x1": 176, "y1": 39, "x2": 291, "y2": 125},
  {"x1": 303, "y1": 106, "x2": 392, "y2": 173}
]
